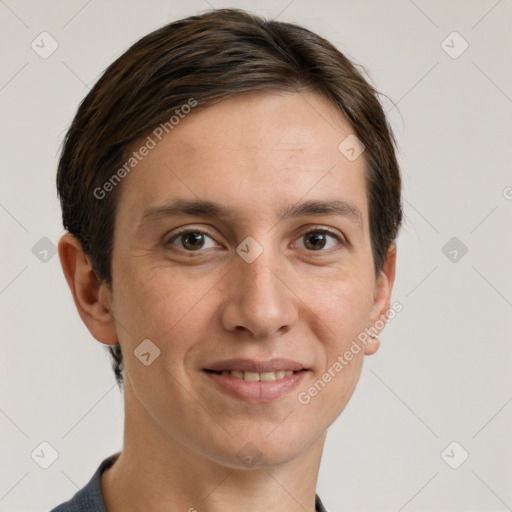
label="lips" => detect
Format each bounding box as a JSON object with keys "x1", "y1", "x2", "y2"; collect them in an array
[
  {"x1": 204, "y1": 357, "x2": 306, "y2": 373},
  {"x1": 202, "y1": 358, "x2": 310, "y2": 402}
]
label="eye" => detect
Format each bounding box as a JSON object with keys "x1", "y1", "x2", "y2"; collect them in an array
[
  {"x1": 295, "y1": 229, "x2": 344, "y2": 252},
  {"x1": 166, "y1": 229, "x2": 219, "y2": 251}
]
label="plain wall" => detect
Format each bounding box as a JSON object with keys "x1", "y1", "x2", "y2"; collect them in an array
[{"x1": 1, "y1": 1, "x2": 511, "y2": 511}]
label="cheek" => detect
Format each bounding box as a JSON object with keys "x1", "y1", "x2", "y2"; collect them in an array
[
  {"x1": 312, "y1": 273, "x2": 374, "y2": 343},
  {"x1": 296, "y1": 276, "x2": 372, "y2": 413},
  {"x1": 112, "y1": 263, "x2": 217, "y2": 353}
]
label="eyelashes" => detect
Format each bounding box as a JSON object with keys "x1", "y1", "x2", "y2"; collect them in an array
[
  {"x1": 166, "y1": 229, "x2": 219, "y2": 251},
  {"x1": 165, "y1": 227, "x2": 346, "y2": 254}
]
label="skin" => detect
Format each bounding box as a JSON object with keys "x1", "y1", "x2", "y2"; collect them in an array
[{"x1": 59, "y1": 90, "x2": 396, "y2": 512}]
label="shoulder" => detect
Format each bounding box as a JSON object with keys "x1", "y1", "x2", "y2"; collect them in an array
[
  {"x1": 49, "y1": 453, "x2": 120, "y2": 512},
  {"x1": 315, "y1": 493, "x2": 330, "y2": 512}
]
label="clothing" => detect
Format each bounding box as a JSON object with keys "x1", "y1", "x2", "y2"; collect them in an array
[{"x1": 50, "y1": 453, "x2": 328, "y2": 512}]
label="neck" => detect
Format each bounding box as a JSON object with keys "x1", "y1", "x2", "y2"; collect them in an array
[{"x1": 101, "y1": 378, "x2": 326, "y2": 512}]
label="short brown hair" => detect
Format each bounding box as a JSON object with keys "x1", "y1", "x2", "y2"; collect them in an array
[{"x1": 57, "y1": 8, "x2": 402, "y2": 387}]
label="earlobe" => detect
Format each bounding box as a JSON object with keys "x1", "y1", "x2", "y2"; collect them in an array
[
  {"x1": 58, "y1": 233, "x2": 118, "y2": 345},
  {"x1": 364, "y1": 336, "x2": 380, "y2": 356},
  {"x1": 364, "y1": 243, "x2": 397, "y2": 356}
]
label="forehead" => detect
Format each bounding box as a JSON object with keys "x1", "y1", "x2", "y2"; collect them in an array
[{"x1": 115, "y1": 90, "x2": 369, "y2": 228}]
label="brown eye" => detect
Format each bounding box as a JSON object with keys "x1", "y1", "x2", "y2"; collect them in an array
[
  {"x1": 304, "y1": 232, "x2": 327, "y2": 250},
  {"x1": 296, "y1": 230, "x2": 342, "y2": 251},
  {"x1": 167, "y1": 230, "x2": 217, "y2": 251},
  {"x1": 181, "y1": 232, "x2": 205, "y2": 250}
]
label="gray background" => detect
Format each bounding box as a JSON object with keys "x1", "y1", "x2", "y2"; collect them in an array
[{"x1": 1, "y1": 0, "x2": 511, "y2": 511}]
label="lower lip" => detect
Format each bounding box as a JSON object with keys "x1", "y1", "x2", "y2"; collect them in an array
[{"x1": 203, "y1": 370, "x2": 308, "y2": 403}]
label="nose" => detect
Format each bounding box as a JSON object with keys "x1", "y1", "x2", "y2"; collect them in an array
[{"x1": 219, "y1": 246, "x2": 299, "y2": 339}]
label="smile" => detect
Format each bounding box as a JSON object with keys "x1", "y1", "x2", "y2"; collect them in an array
[
  {"x1": 202, "y1": 369, "x2": 308, "y2": 403},
  {"x1": 204, "y1": 369, "x2": 296, "y2": 381}
]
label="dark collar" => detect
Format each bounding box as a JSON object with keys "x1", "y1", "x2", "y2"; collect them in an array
[{"x1": 51, "y1": 453, "x2": 328, "y2": 512}]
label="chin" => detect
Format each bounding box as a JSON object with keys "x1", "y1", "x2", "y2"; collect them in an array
[{"x1": 212, "y1": 426, "x2": 317, "y2": 469}]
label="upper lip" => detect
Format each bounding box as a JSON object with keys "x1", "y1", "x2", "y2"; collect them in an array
[{"x1": 205, "y1": 358, "x2": 306, "y2": 373}]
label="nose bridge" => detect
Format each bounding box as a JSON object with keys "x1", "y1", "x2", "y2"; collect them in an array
[
  {"x1": 221, "y1": 238, "x2": 298, "y2": 337},
  {"x1": 241, "y1": 249, "x2": 279, "y2": 301}
]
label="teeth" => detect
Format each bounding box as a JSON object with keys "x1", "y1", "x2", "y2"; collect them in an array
[
  {"x1": 218, "y1": 370, "x2": 295, "y2": 381},
  {"x1": 244, "y1": 371, "x2": 260, "y2": 382}
]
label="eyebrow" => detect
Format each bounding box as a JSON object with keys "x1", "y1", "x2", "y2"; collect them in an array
[{"x1": 140, "y1": 198, "x2": 363, "y2": 230}]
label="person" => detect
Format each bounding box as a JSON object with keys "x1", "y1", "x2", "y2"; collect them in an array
[{"x1": 51, "y1": 7, "x2": 402, "y2": 512}]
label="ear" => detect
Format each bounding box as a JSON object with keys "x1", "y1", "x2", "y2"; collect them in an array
[
  {"x1": 364, "y1": 243, "x2": 397, "y2": 355},
  {"x1": 58, "y1": 233, "x2": 118, "y2": 345}
]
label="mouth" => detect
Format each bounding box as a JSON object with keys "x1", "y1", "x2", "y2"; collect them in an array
[
  {"x1": 202, "y1": 358, "x2": 309, "y2": 403},
  {"x1": 203, "y1": 368, "x2": 303, "y2": 381},
  {"x1": 204, "y1": 357, "x2": 307, "y2": 374}
]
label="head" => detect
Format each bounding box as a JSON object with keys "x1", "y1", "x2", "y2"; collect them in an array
[{"x1": 58, "y1": 8, "x2": 401, "y2": 466}]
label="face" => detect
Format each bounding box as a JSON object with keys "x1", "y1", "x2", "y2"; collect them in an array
[{"x1": 106, "y1": 90, "x2": 395, "y2": 467}]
